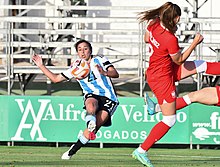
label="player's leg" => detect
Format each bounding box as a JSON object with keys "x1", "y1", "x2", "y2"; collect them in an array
[
  {"x1": 133, "y1": 102, "x2": 176, "y2": 167},
  {"x1": 174, "y1": 61, "x2": 220, "y2": 109},
  {"x1": 86, "y1": 95, "x2": 118, "y2": 139},
  {"x1": 61, "y1": 131, "x2": 90, "y2": 160},
  {"x1": 168, "y1": 87, "x2": 218, "y2": 111},
  {"x1": 61, "y1": 96, "x2": 98, "y2": 160},
  {"x1": 140, "y1": 102, "x2": 176, "y2": 150},
  {"x1": 84, "y1": 97, "x2": 99, "y2": 140},
  {"x1": 179, "y1": 61, "x2": 197, "y2": 79},
  {"x1": 180, "y1": 86, "x2": 219, "y2": 106},
  {"x1": 179, "y1": 60, "x2": 220, "y2": 80},
  {"x1": 133, "y1": 82, "x2": 176, "y2": 167},
  {"x1": 62, "y1": 96, "x2": 118, "y2": 160},
  {"x1": 149, "y1": 86, "x2": 220, "y2": 115},
  {"x1": 95, "y1": 110, "x2": 109, "y2": 130},
  {"x1": 61, "y1": 110, "x2": 110, "y2": 160}
]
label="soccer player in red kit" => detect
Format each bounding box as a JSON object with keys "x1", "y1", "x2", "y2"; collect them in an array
[{"x1": 132, "y1": 2, "x2": 220, "y2": 167}]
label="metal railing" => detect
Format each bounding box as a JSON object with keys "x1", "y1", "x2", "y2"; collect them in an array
[{"x1": 1, "y1": 4, "x2": 220, "y2": 95}]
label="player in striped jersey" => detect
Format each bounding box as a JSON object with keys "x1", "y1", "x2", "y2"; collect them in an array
[
  {"x1": 32, "y1": 39, "x2": 119, "y2": 160},
  {"x1": 62, "y1": 54, "x2": 118, "y2": 103}
]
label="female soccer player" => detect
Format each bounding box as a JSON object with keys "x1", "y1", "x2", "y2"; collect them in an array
[
  {"x1": 32, "y1": 39, "x2": 119, "y2": 160},
  {"x1": 132, "y1": 2, "x2": 220, "y2": 167}
]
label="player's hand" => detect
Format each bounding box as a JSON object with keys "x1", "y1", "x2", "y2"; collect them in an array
[
  {"x1": 96, "y1": 64, "x2": 107, "y2": 76},
  {"x1": 193, "y1": 33, "x2": 204, "y2": 45},
  {"x1": 32, "y1": 54, "x2": 43, "y2": 67}
]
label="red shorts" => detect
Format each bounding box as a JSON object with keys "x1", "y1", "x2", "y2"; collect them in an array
[
  {"x1": 146, "y1": 63, "x2": 181, "y2": 105},
  {"x1": 173, "y1": 63, "x2": 182, "y2": 81},
  {"x1": 148, "y1": 77, "x2": 177, "y2": 105},
  {"x1": 145, "y1": 63, "x2": 181, "y2": 82}
]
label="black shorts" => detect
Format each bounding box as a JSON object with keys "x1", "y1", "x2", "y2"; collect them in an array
[{"x1": 84, "y1": 94, "x2": 119, "y2": 127}]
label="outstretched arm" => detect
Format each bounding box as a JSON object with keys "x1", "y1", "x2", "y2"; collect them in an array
[
  {"x1": 32, "y1": 54, "x2": 66, "y2": 83},
  {"x1": 171, "y1": 33, "x2": 204, "y2": 65}
]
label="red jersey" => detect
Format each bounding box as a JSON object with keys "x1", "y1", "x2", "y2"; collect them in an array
[{"x1": 146, "y1": 20, "x2": 180, "y2": 82}]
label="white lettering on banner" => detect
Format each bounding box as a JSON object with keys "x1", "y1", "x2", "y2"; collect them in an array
[
  {"x1": 121, "y1": 105, "x2": 155, "y2": 122},
  {"x1": 121, "y1": 105, "x2": 135, "y2": 122},
  {"x1": 210, "y1": 112, "x2": 220, "y2": 129},
  {"x1": 11, "y1": 98, "x2": 188, "y2": 141},
  {"x1": 177, "y1": 112, "x2": 187, "y2": 123},
  {"x1": 120, "y1": 105, "x2": 187, "y2": 123},
  {"x1": 131, "y1": 131, "x2": 139, "y2": 140},
  {"x1": 192, "y1": 112, "x2": 220, "y2": 144},
  {"x1": 122, "y1": 131, "x2": 129, "y2": 139},
  {"x1": 113, "y1": 131, "x2": 120, "y2": 139},
  {"x1": 11, "y1": 99, "x2": 49, "y2": 141},
  {"x1": 42, "y1": 103, "x2": 84, "y2": 121},
  {"x1": 11, "y1": 99, "x2": 83, "y2": 141},
  {"x1": 43, "y1": 103, "x2": 57, "y2": 120},
  {"x1": 85, "y1": 130, "x2": 148, "y2": 140}
]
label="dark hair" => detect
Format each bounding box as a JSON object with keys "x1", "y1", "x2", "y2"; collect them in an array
[
  {"x1": 74, "y1": 39, "x2": 92, "y2": 53},
  {"x1": 138, "y1": 2, "x2": 181, "y2": 34}
]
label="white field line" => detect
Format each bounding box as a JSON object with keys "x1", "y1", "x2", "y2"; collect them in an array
[
  {"x1": 2, "y1": 150, "x2": 220, "y2": 159},
  {"x1": 80, "y1": 152, "x2": 220, "y2": 159}
]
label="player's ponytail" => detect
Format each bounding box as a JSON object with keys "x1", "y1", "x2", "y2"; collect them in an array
[{"x1": 137, "y1": 2, "x2": 181, "y2": 34}]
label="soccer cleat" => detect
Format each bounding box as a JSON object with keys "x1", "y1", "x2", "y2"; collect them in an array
[
  {"x1": 145, "y1": 93, "x2": 157, "y2": 115},
  {"x1": 132, "y1": 149, "x2": 154, "y2": 167},
  {"x1": 61, "y1": 144, "x2": 75, "y2": 160},
  {"x1": 88, "y1": 120, "x2": 96, "y2": 140}
]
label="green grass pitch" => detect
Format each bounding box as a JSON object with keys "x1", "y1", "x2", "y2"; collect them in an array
[{"x1": 0, "y1": 146, "x2": 220, "y2": 166}]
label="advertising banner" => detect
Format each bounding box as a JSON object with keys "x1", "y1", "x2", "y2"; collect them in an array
[
  {"x1": 189, "y1": 103, "x2": 220, "y2": 145},
  {"x1": 0, "y1": 95, "x2": 219, "y2": 144}
]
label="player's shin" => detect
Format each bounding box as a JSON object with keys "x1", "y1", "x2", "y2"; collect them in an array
[
  {"x1": 141, "y1": 115, "x2": 176, "y2": 151},
  {"x1": 69, "y1": 135, "x2": 89, "y2": 156},
  {"x1": 85, "y1": 114, "x2": 97, "y2": 140},
  {"x1": 61, "y1": 134, "x2": 89, "y2": 160},
  {"x1": 176, "y1": 95, "x2": 191, "y2": 110}
]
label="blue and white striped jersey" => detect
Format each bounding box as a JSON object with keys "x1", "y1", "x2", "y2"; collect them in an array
[{"x1": 62, "y1": 55, "x2": 118, "y2": 103}]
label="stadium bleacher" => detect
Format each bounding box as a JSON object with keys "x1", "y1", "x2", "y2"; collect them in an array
[{"x1": 0, "y1": 1, "x2": 220, "y2": 96}]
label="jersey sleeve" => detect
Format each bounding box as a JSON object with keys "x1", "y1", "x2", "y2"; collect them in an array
[
  {"x1": 61, "y1": 67, "x2": 75, "y2": 80},
  {"x1": 95, "y1": 55, "x2": 114, "y2": 71},
  {"x1": 167, "y1": 36, "x2": 180, "y2": 56},
  {"x1": 102, "y1": 56, "x2": 114, "y2": 70}
]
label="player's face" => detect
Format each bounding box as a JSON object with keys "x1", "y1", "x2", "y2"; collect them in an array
[
  {"x1": 174, "y1": 16, "x2": 180, "y2": 24},
  {"x1": 77, "y1": 42, "x2": 91, "y2": 61},
  {"x1": 173, "y1": 16, "x2": 180, "y2": 33}
]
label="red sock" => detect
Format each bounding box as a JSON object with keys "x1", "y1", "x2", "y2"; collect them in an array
[
  {"x1": 141, "y1": 122, "x2": 170, "y2": 151},
  {"x1": 176, "y1": 97, "x2": 188, "y2": 110},
  {"x1": 206, "y1": 62, "x2": 220, "y2": 75}
]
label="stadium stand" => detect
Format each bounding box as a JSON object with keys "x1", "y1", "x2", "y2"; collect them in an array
[{"x1": 0, "y1": 0, "x2": 220, "y2": 96}]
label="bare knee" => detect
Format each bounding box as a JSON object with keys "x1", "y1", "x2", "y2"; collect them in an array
[{"x1": 85, "y1": 98, "x2": 98, "y2": 115}]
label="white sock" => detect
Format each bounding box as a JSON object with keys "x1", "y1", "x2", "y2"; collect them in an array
[
  {"x1": 183, "y1": 95, "x2": 192, "y2": 105},
  {"x1": 85, "y1": 115, "x2": 96, "y2": 126},
  {"x1": 137, "y1": 146, "x2": 146, "y2": 153}
]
